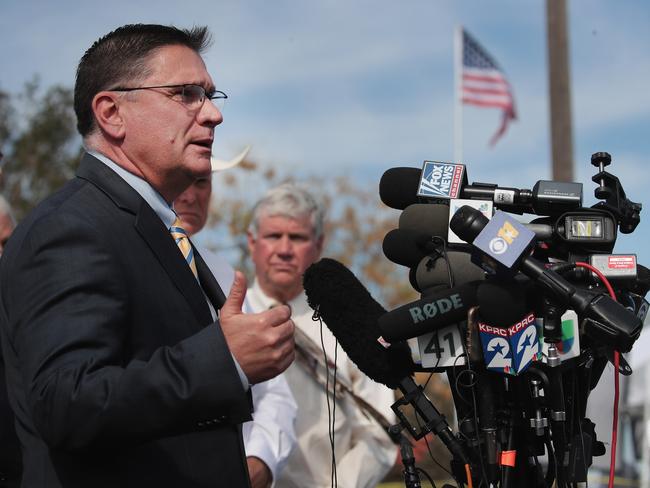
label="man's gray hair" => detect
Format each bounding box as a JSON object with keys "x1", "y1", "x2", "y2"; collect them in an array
[
  {"x1": 248, "y1": 182, "x2": 325, "y2": 239},
  {"x1": 0, "y1": 195, "x2": 15, "y2": 225}
]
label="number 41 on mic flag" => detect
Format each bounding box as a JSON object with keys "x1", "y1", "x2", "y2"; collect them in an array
[{"x1": 461, "y1": 28, "x2": 517, "y2": 146}]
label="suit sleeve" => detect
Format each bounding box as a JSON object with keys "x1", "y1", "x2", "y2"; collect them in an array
[{"x1": 1, "y1": 211, "x2": 249, "y2": 450}]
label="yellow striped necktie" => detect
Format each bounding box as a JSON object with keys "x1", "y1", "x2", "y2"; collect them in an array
[{"x1": 170, "y1": 217, "x2": 198, "y2": 279}]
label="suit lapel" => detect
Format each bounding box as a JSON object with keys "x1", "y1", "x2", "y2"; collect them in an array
[
  {"x1": 134, "y1": 202, "x2": 214, "y2": 326},
  {"x1": 194, "y1": 249, "x2": 227, "y2": 312},
  {"x1": 77, "y1": 153, "x2": 214, "y2": 327}
]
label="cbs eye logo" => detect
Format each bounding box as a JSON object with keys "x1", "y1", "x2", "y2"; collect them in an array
[
  {"x1": 489, "y1": 221, "x2": 520, "y2": 255},
  {"x1": 489, "y1": 237, "x2": 508, "y2": 255}
]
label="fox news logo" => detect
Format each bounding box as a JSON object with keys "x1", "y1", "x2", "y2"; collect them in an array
[{"x1": 417, "y1": 162, "x2": 465, "y2": 199}]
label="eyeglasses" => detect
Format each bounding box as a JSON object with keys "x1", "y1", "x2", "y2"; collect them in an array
[{"x1": 108, "y1": 84, "x2": 227, "y2": 110}]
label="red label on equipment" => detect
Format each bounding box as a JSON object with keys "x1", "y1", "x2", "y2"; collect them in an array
[{"x1": 608, "y1": 255, "x2": 636, "y2": 270}]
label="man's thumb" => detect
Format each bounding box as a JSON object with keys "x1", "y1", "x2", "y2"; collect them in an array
[{"x1": 221, "y1": 271, "x2": 247, "y2": 317}]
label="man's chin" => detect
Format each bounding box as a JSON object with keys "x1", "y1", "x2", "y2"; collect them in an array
[
  {"x1": 176, "y1": 215, "x2": 198, "y2": 233},
  {"x1": 186, "y1": 154, "x2": 212, "y2": 177},
  {"x1": 268, "y1": 272, "x2": 300, "y2": 288}
]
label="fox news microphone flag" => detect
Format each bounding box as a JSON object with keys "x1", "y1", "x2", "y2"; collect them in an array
[{"x1": 460, "y1": 28, "x2": 517, "y2": 146}]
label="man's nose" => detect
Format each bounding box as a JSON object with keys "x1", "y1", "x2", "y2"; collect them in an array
[
  {"x1": 177, "y1": 191, "x2": 195, "y2": 205},
  {"x1": 276, "y1": 236, "x2": 293, "y2": 255},
  {"x1": 198, "y1": 98, "x2": 223, "y2": 127}
]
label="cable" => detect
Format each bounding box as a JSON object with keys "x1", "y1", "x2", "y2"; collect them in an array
[
  {"x1": 572, "y1": 367, "x2": 588, "y2": 488},
  {"x1": 319, "y1": 320, "x2": 338, "y2": 488},
  {"x1": 574, "y1": 262, "x2": 618, "y2": 488},
  {"x1": 413, "y1": 394, "x2": 454, "y2": 478},
  {"x1": 574, "y1": 262, "x2": 616, "y2": 301},
  {"x1": 464, "y1": 463, "x2": 473, "y2": 488},
  {"x1": 416, "y1": 467, "x2": 438, "y2": 487}
]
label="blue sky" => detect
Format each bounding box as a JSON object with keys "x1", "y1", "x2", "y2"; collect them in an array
[{"x1": 1, "y1": 0, "x2": 649, "y2": 264}]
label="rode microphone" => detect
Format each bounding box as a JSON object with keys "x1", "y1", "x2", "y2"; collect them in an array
[
  {"x1": 408, "y1": 253, "x2": 486, "y2": 370},
  {"x1": 303, "y1": 259, "x2": 470, "y2": 463},
  {"x1": 378, "y1": 281, "x2": 480, "y2": 343},
  {"x1": 450, "y1": 205, "x2": 642, "y2": 352}
]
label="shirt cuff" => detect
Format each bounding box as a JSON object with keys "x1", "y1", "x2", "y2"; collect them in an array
[{"x1": 231, "y1": 353, "x2": 250, "y2": 391}]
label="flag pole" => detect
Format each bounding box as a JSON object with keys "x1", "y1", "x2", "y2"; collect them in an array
[{"x1": 453, "y1": 25, "x2": 463, "y2": 164}]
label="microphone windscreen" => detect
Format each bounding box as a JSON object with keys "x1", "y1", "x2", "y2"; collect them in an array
[
  {"x1": 303, "y1": 258, "x2": 414, "y2": 388},
  {"x1": 449, "y1": 205, "x2": 489, "y2": 244},
  {"x1": 408, "y1": 266, "x2": 420, "y2": 293},
  {"x1": 382, "y1": 228, "x2": 435, "y2": 268},
  {"x1": 398, "y1": 204, "x2": 450, "y2": 238},
  {"x1": 476, "y1": 279, "x2": 531, "y2": 326},
  {"x1": 379, "y1": 167, "x2": 422, "y2": 210},
  {"x1": 416, "y1": 251, "x2": 485, "y2": 294}
]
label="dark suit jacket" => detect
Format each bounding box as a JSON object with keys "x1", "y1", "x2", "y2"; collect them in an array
[
  {"x1": 0, "y1": 154, "x2": 253, "y2": 487},
  {"x1": 0, "y1": 350, "x2": 21, "y2": 488}
]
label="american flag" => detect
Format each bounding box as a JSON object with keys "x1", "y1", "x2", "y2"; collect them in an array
[{"x1": 461, "y1": 29, "x2": 516, "y2": 146}]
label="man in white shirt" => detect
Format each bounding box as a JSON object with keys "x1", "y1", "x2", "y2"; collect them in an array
[
  {"x1": 245, "y1": 182, "x2": 398, "y2": 488},
  {"x1": 175, "y1": 157, "x2": 297, "y2": 488}
]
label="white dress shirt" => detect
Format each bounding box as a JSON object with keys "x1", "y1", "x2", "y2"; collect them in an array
[
  {"x1": 197, "y1": 245, "x2": 297, "y2": 483},
  {"x1": 247, "y1": 279, "x2": 398, "y2": 488}
]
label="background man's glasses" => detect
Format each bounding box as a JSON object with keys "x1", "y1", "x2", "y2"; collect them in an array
[{"x1": 109, "y1": 84, "x2": 227, "y2": 110}]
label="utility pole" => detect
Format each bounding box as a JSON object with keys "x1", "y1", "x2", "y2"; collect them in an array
[{"x1": 546, "y1": 0, "x2": 574, "y2": 181}]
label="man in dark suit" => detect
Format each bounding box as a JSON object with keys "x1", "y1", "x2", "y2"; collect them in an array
[{"x1": 0, "y1": 24, "x2": 294, "y2": 487}]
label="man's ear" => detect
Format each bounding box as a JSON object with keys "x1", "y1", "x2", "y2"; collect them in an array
[
  {"x1": 246, "y1": 231, "x2": 256, "y2": 256},
  {"x1": 92, "y1": 91, "x2": 126, "y2": 140},
  {"x1": 315, "y1": 234, "x2": 324, "y2": 258}
]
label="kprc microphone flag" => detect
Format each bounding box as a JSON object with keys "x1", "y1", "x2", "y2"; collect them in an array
[{"x1": 461, "y1": 28, "x2": 517, "y2": 146}]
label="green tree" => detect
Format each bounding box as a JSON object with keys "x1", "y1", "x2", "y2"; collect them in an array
[{"x1": 0, "y1": 79, "x2": 82, "y2": 219}]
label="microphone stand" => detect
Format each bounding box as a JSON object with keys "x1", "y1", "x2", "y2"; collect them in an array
[
  {"x1": 389, "y1": 425, "x2": 424, "y2": 488},
  {"x1": 392, "y1": 377, "x2": 470, "y2": 482}
]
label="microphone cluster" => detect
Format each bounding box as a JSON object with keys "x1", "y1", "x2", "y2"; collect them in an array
[{"x1": 303, "y1": 153, "x2": 646, "y2": 487}]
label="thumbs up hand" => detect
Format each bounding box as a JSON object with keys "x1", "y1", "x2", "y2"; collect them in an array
[{"x1": 219, "y1": 272, "x2": 295, "y2": 384}]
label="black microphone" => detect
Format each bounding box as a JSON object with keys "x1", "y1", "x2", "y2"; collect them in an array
[
  {"x1": 302, "y1": 258, "x2": 414, "y2": 388},
  {"x1": 415, "y1": 251, "x2": 485, "y2": 294},
  {"x1": 380, "y1": 167, "x2": 423, "y2": 210},
  {"x1": 475, "y1": 279, "x2": 540, "y2": 374},
  {"x1": 303, "y1": 258, "x2": 470, "y2": 464},
  {"x1": 450, "y1": 205, "x2": 642, "y2": 352},
  {"x1": 476, "y1": 278, "x2": 533, "y2": 326},
  {"x1": 382, "y1": 228, "x2": 440, "y2": 268},
  {"x1": 378, "y1": 281, "x2": 481, "y2": 343},
  {"x1": 380, "y1": 166, "x2": 583, "y2": 215},
  {"x1": 398, "y1": 203, "x2": 450, "y2": 235},
  {"x1": 399, "y1": 200, "x2": 554, "y2": 243},
  {"x1": 472, "y1": 279, "x2": 540, "y2": 481}
]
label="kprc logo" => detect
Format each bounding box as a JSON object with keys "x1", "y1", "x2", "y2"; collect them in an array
[
  {"x1": 478, "y1": 312, "x2": 540, "y2": 375},
  {"x1": 417, "y1": 162, "x2": 464, "y2": 199}
]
